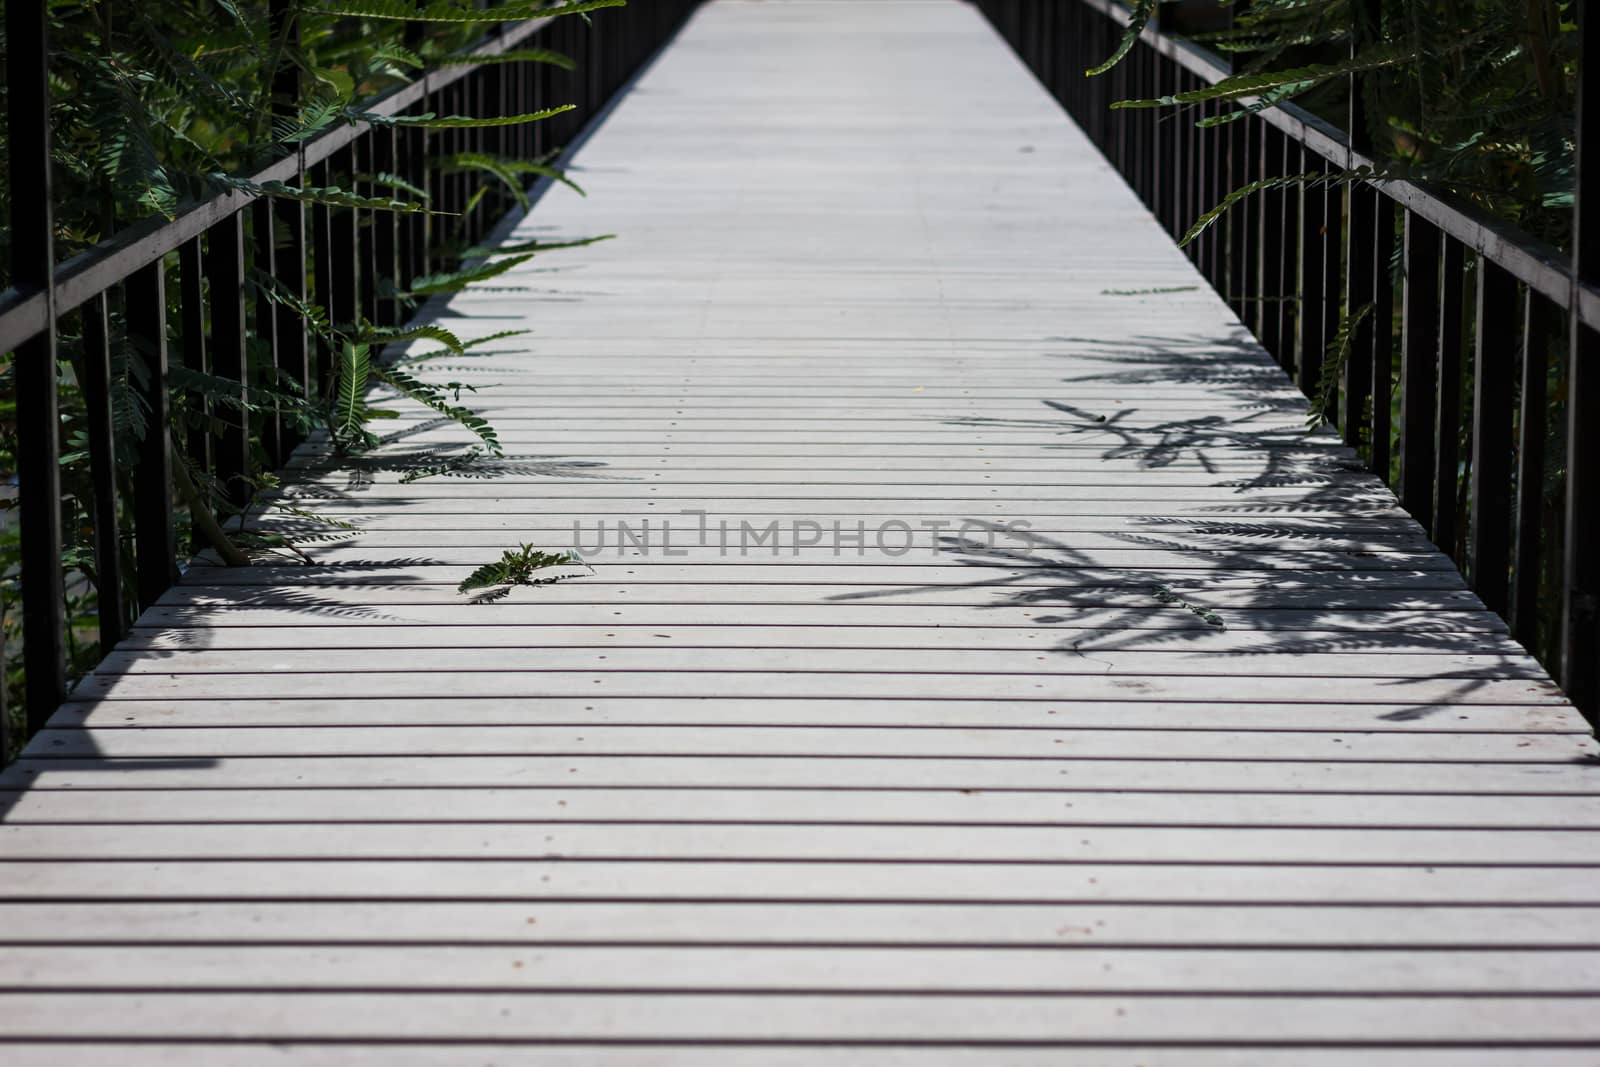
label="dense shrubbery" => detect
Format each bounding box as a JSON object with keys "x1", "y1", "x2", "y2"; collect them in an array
[
  {"x1": 1104, "y1": 0, "x2": 1575, "y2": 246},
  {"x1": 0, "y1": 0, "x2": 619, "y2": 741}
]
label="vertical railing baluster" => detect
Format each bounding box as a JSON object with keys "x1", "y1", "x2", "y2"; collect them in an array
[
  {"x1": 1433, "y1": 237, "x2": 1466, "y2": 557},
  {"x1": 1296, "y1": 154, "x2": 1329, "y2": 392},
  {"x1": 357, "y1": 134, "x2": 379, "y2": 326},
  {"x1": 1343, "y1": 183, "x2": 1376, "y2": 451},
  {"x1": 178, "y1": 238, "x2": 211, "y2": 477},
  {"x1": 1513, "y1": 291, "x2": 1555, "y2": 644},
  {"x1": 406, "y1": 124, "x2": 428, "y2": 283},
  {"x1": 126, "y1": 262, "x2": 177, "y2": 609},
  {"x1": 1255, "y1": 122, "x2": 1276, "y2": 353},
  {"x1": 310, "y1": 161, "x2": 335, "y2": 395},
  {"x1": 1469, "y1": 260, "x2": 1518, "y2": 615},
  {"x1": 1564, "y1": 0, "x2": 1600, "y2": 713},
  {"x1": 78, "y1": 295, "x2": 126, "y2": 651},
  {"x1": 1369, "y1": 196, "x2": 1397, "y2": 484},
  {"x1": 269, "y1": 0, "x2": 304, "y2": 459},
  {"x1": 373, "y1": 126, "x2": 400, "y2": 328},
  {"x1": 1399, "y1": 212, "x2": 1441, "y2": 527},
  {"x1": 1319, "y1": 182, "x2": 1344, "y2": 411},
  {"x1": 1226, "y1": 120, "x2": 1249, "y2": 318},
  {"x1": 275, "y1": 184, "x2": 310, "y2": 457},
  {"x1": 1345, "y1": 0, "x2": 1381, "y2": 453},
  {"x1": 8, "y1": 0, "x2": 67, "y2": 737},
  {"x1": 207, "y1": 212, "x2": 252, "y2": 507},
  {"x1": 250, "y1": 198, "x2": 282, "y2": 466},
  {"x1": 329, "y1": 146, "x2": 360, "y2": 394}
]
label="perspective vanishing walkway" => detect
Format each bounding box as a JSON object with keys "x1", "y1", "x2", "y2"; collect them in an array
[{"x1": 3, "y1": 0, "x2": 1599, "y2": 1059}]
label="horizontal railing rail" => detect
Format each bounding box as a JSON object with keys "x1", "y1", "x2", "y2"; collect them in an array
[
  {"x1": 1, "y1": 0, "x2": 699, "y2": 757},
  {"x1": 978, "y1": 0, "x2": 1598, "y2": 722}
]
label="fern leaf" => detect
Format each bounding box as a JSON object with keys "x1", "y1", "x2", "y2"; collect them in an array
[
  {"x1": 406, "y1": 253, "x2": 537, "y2": 295},
  {"x1": 315, "y1": 0, "x2": 626, "y2": 24},
  {"x1": 1111, "y1": 45, "x2": 1416, "y2": 110},
  {"x1": 438, "y1": 48, "x2": 577, "y2": 70},
  {"x1": 372, "y1": 364, "x2": 502, "y2": 453},
  {"x1": 1306, "y1": 304, "x2": 1373, "y2": 428},
  {"x1": 358, "y1": 106, "x2": 576, "y2": 130},
  {"x1": 457, "y1": 544, "x2": 586, "y2": 594},
  {"x1": 460, "y1": 234, "x2": 614, "y2": 257},
  {"x1": 356, "y1": 171, "x2": 432, "y2": 201},
  {"x1": 332, "y1": 342, "x2": 374, "y2": 448},
  {"x1": 353, "y1": 323, "x2": 466, "y2": 354},
  {"x1": 216, "y1": 175, "x2": 427, "y2": 214},
  {"x1": 1086, "y1": 0, "x2": 1157, "y2": 77}
]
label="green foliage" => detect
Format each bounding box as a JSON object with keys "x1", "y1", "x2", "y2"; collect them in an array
[
  {"x1": 1095, "y1": 0, "x2": 1576, "y2": 245},
  {"x1": 457, "y1": 544, "x2": 590, "y2": 603},
  {"x1": 355, "y1": 105, "x2": 576, "y2": 129},
  {"x1": 440, "y1": 47, "x2": 577, "y2": 70},
  {"x1": 0, "y1": 0, "x2": 632, "y2": 746},
  {"x1": 1086, "y1": 0, "x2": 1156, "y2": 76},
  {"x1": 1306, "y1": 304, "x2": 1374, "y2": 428},
  {"x1": 1151, "y1": 583, "x2": 1226, "y2": 630},
  {"x1": 439, "y1": 151, "x2": 586, "y2": 208},
  {"x1": 406, "y1": 253, "x2": 539, "y2": 295},
  {"x1": 314, "y1": 0, "x2": 626, "y2": 24}
]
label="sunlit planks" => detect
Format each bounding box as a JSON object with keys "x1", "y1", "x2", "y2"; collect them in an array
[{"x1": 2, "y1": 0, "x2": 1598, "y2": 1059}]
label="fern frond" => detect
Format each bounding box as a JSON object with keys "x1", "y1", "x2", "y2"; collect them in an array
[
  {"x1": 1306, "y1": 304, "x2": 1373, "y2": 428},
  {"x1": 406, "y1": 253, "x2": 537, "y2": 295},
  {"x1": 355, "y1": 106, "x2": 576, "y2": 129},
  {"x1": 331, "y1": 342, "x2": 376, "y2": 450},
  {"x1": 1111, "y1": 45, "x2": 1416, "y2": 110},
  {"x1": 1086, "y1": 0, "x2": 1156, "y2": 77},
  {"x1": 438, "y1": 47, "x2": 577, "y2": 70},
  {"x1": 314, "y1": 0, "x2": 625, "y2": 24},
  {"x1": 457, "y1": 544, "x2": 587, "y2": 595},
  {"x1": 460, "y1": 234, "x2": 614, "y2": 257},
  {"x1": 353, "y1": 323, "x2": 466, "y2": 354},
  {"x1": 372, "y1": 364, "x2": 502, "y2": 453}
]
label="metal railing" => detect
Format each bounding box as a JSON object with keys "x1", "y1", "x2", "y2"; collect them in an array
[
  {"x1": 0, "y1": 0, "x2": 698, "y2": 755},
  {"x1": 977, "y1": 0, "x2": 1599, "y2": 723}
]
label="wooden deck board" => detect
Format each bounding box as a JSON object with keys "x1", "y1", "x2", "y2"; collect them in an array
[{"x1": 3, "y1": 0, "x2": 1599, "y2": 1055}]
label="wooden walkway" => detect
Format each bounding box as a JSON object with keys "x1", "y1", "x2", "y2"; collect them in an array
[{"x1": 4, "y1": 0, "x2": 1600, "y2": 1059}]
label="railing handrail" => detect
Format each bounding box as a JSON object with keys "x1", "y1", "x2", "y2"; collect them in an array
[
  {"x1": 0, "y1": 12, "x2": 558, "y2": 356},
  {"x1": 1079, "y1": 0, "x2": 1584, "y2": 323}
]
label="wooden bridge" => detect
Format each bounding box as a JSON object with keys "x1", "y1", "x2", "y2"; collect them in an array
[{"x1": 3, "y1": 0, "x2": 1599, "y2": 1059}]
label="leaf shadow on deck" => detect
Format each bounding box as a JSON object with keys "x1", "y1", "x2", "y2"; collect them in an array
[
  {"x1": 820, "y1": 328, "x2": 1574, "y2": 724},
  {"x1": 288, "y1": 451, "x2": 628, "y2": 492}
]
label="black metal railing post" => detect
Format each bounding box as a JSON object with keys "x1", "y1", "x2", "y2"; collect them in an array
[
  {"x1": 982, "y1": 0, "x2": 1593, "y2": 720},
  {"x1": 127, "y1": 262, "x2": 177, "y2": 609},
  {"x1": 7, "y1": 0, "x2": 68, "y2": 738},
  {"x1": 1564, "y1": 0, "x2": 1600, "y2": 708},
  {"x1": 0, "y1": 0, "x2": 698, "y2": 758},
  {"x1": 78, "y1": 294, "x2": 127, "y2": 652}
]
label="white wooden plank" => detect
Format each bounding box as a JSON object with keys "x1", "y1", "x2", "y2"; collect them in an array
[
  {"x1": 69, "y1": 671, "x2": 1568, "y2": 704},
  {"x1": 48, "y1": 696, "x2": 1587, "y2": 733},
  {"x1": 88, "y1": 648, "x2": 1551, "y2": 681},
  {"x1": 0, "y1": 859, "x2": 1595, "y2": 903},
  {"x1": 2, "y1": 992, "x2": 1597, "y2": 1043},
  {"x1": 6, "y1": 945, "x2": 1600, "y2": 993},
  {"x1": 7, "y1": 822, "x2": 1600, "y2": 865},
  {"x1": 0, "y1": 1048, "x2": 1587, "y2": 1067},
  {"x1": 117, "y1": 623, "x2": 1524, "y2": 654},
  {"x1": 13, "y1": 755, "x2": 1592, "y2": 793},
  {"x1": 30, "y1": 725, "x2": 1591, "y2": 763},
  {"x1": 4, "y1": 0, "x2": 1595, "y2": 1053},
  {"x1": 8, "y1": 787, "x2": 1600, "y2": 828},
  {"x1": 133, "y1": 605, "x2": 1508, "y2": 632},
  {"x1": 1, "y1": 900, "x2": 1596, "y2": 946}
]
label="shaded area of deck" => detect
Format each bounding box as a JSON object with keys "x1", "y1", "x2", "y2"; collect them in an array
[{"x1": 2, "y1": 0, "x2": 1598, "y2": 1058}]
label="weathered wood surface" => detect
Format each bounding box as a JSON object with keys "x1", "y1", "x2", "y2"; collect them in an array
[{"x1": 3, "y1": 0, "x2": 1598, "y2": 1058}]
